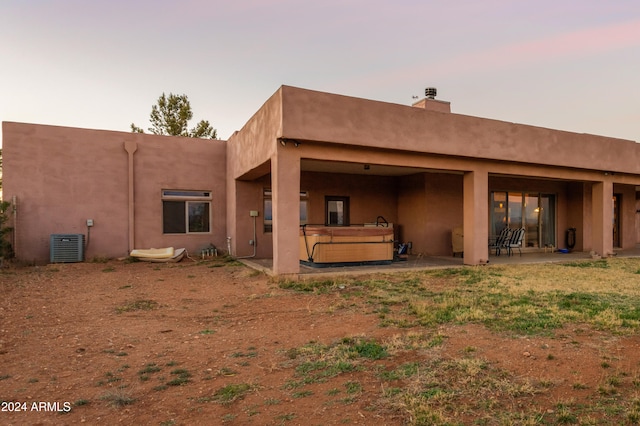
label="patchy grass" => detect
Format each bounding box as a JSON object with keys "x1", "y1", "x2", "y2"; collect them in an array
[
  {"x1": 166, "y1": 369, "x2": 191, "y2": 386},
  {"x1": 212, "y1": 383, "x2": 255, "y2": 405},
  {"x1": 138, "y1": 363, "x2": 162, "y2": 375},
  {"x1": 563, "y1": 259, "x2": 610, "y2": 269},
  {"x1": 281, "y1": 258, "x2": 640, "y2": 335},
  {"x1": 273, "y1": 257, "x2": 640, "y2": 424},
  {"x1": 279, "y1": 279, "x2": 337, "y2": 293},
  {"x1": 379, "y1": 356, "x2": 539, "y2": 422},
  {"x1": 100, "y1": 388, "x2": 136, "y2": 407},
  {"x1": 115, "y1": 299, "x2": 160, "y2": 313},
  {"x1": 7, "y1": 255, "x2": 640, "y2": 425},
  {"x1": 282, "y1": 336, "x2": 390, "y2": 394}
]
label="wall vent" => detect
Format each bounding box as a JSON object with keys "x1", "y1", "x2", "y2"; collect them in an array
[{"x1": 50, "y1": 234, "x2": 85, "y2": 263}]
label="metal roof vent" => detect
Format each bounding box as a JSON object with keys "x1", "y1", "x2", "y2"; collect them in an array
[
  {"x1": 50, "y1": 234, "x2": 85, "y2": 263},
  {"x1": 425, "y1": 87, "x2": 437, "y2": 99}
]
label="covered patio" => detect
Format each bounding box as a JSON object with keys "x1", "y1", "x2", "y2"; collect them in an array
[{"x1": 227, "y1": 86, "x2": 640, "y2": 277}]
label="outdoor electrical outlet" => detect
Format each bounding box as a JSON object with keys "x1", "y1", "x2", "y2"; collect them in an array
[
  {"x1": 87, "y1": 219, "x2": 94, "y2": 227},
  {"x1": 249, "y1": 210, "x2": 259, "y2": 217}
]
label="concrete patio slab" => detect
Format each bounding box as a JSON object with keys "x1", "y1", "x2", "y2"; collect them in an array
[{"x1": 239, "y1": 246, "x2": 640, "y2": 279}]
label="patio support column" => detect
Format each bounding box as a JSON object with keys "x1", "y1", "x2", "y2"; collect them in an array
[
  {"x1": 271, "y1": 146, "x2": 301, "y2": 276},
  {"x1": 592, "y1": 179, "x2": 614, "y2": 257},
  {"x1": 463, "y1": 169, "x2": 489, "y2": 265}
]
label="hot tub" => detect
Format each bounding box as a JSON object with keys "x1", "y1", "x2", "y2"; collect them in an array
[{"x1": 300, "y1": 225, "x2": 394, "y2": 266}]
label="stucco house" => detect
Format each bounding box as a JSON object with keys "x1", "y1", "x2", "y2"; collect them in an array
[{"x1": 2, "y1": 85, "x2": 640, "y2": 276}]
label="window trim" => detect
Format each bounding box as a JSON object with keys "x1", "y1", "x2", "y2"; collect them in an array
[
  {"x1": 263, "y1": 189, "x2": 308, "y2": 233},
  {"x1": 489, "y1": 190, "x2": 556, "y2": 249},
  {"x1": 162, "y1": 189, "x2": 212, "y2": 235},
  {"x1": 325, "y1": 195, "x2": 350, "y2": 226},
  {"x1": 162, "y1": 189, "x2": 211, "y2": 200}
]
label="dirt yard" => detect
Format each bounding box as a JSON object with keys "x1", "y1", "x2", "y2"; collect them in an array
[{"x1": 2, "y1": 257, "x2": 640, "y2": 425}]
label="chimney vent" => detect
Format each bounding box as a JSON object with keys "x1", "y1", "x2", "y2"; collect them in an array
[
  {"x1": 412, "y1": 87, "x2": 450, "y2": 113},
  {"x1": 425, "y1": 87, "x2": 437, "y2": 99}
]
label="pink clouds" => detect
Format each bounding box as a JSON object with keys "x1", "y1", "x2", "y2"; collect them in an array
[{"x1": 437, "y1": 19, "x2": 640, "y2": 76}]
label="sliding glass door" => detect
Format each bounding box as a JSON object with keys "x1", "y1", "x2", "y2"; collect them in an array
[
  {"x1": 490, "y1": 192, "x2": 556, "y2": 249},
  {"x1": 539, "y1": 194, "x2": 556, "y2": 248}
]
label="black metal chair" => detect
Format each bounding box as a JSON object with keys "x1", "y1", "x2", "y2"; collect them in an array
[
  {"x1": 489, "y1": 228, "x2": 512, "y2": 256},
  {"x1": 506, "y1": 228, "x2": 525, "y2": 256}
]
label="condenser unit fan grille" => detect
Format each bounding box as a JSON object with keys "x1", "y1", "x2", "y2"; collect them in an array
[{"x1": 50, "y1": 234, "x2": 85, "y2": 263}]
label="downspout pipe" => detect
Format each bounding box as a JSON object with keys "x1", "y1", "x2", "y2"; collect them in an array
[
  {"x1": 12, "y1": 195, "x2": 17, "y2": 256},
  {"x1": 124, "y1": 140, "x2": 137, "y2": 253}
]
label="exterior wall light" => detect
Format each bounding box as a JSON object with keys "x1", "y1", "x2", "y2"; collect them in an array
[{"x1": 278, "y1": 138, "x2": 300, "y2": 147}]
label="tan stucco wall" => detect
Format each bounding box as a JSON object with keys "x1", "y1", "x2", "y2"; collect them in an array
[
  {"x1": 279, "y1": 86, "x2": 639, "y2": 175},
  {"x1": 636, "y1": 194, "x2": 640, "y2": 245},
  {"x1": 5, "y1": 86, "x2": 640, "y2": 273},
  {"x1": 397, "y1": 174, "x2": 429, "y2": 252},
  {"x1": 225, "y1": 88, "x2": 283, "y2": 258},
  {"x1": 227, "y1": 88, "x2": 282, "y2": 180},
  {"x1": 301, "y1": 171, "x2": 398, "y2": 226},
  {"x1": 240, "y1": 168, "x2": 595, "y2": 258},
  {"x1": 229, "y1": 179, "x2": 266, "y2": 258},
  {"x1": 616, "y1": 184, "x2": 636, "y2": 250},
  {"x1": 397, "y1": 173, "x2": 465, "y2": 256},
  {"x1": 423, "y1": 173, "x2": 464, "y2": 255},
  {"x1": 2, "y1": 122, "x2": 226, "y2": 263},
  {"x1": 128, "y1": 133, "x2": 227, "y2": 254}
]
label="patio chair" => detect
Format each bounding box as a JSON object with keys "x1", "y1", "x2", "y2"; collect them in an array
[
  {"x1": 505, "y1": 227, "x2": 525, "y2": 256},
  {"x1": 489, "y1": 228, "x2": 512, "y2": 256}
]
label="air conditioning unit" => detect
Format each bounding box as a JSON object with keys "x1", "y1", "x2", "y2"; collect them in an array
[{"x1": 50, "y1": 234, "x2": 85, "y2": 263}]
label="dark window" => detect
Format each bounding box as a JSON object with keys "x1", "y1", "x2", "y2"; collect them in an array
[
  {"x1": 163, "y1": 201, "x2": 187, "y2": 233},
  {"x1": 163, "y1": 190, "x2": 210, "y2": 198},
  {"x1": 263, "y1": 189, "x2": 308, "y2": 233},
  {"x1": 162, "y1": 190, "x2": 211, "y2": 234},
  {"x1": 188, "y1": 202, "x2": 210, "y2": 233},
  {"x1": 325, "y1": 196, "x2": 349, "y2": 226}
]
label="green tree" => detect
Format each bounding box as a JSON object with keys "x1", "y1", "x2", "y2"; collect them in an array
[
  {"x1": 0, "y1": 149, "x2": 12, "y2": 262},
  {"x1": 130, "y1": 93, "x2": 217, "y2": 139},
  {"x1": 0, "y1": 200, "x2": 13, "y2": 262}
]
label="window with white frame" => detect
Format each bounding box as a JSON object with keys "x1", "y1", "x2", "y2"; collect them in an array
[
  {"x1": 162, "y1": 190, "x2": 211, "y2": 234},
  {"x1": 263, "y1": 189, "x2": 308, "y2": 233}
]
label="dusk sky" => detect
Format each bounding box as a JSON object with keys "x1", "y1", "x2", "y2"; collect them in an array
[{"x1": 1, "y1": 0, "x2": 639, "y2": 146}]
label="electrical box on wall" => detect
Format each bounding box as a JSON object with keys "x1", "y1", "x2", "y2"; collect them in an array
[{"x1": 249, "y1": 210, "x2": 259, "y2": 217}]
